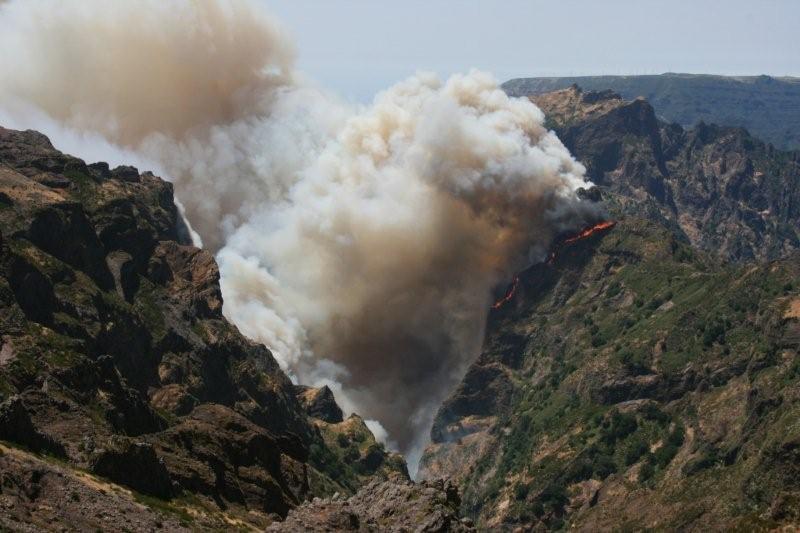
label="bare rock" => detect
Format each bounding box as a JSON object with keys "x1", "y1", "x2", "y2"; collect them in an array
[
  {"x1": 90, "y1": 437, "x2": 173, "y2": 499},
  {"x1": 270, "y1": 478, "x2": 473, "y2": 532},
  {"x1": 147, "y1": 241, "x2": 222, "y2": 319},
  {"x1": 295, "y1": 385, "x2": 344, "y2": 423},
  {"x1": 152, "y1": 404, "x2": 304, "y2": 516}
]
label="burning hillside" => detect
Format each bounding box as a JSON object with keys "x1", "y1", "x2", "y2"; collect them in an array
[
  {"x1": 492, "y1": 276, "x2": 521, "y2": 309},
  {"x1": 547, "y1": 220, "x2": 617, "y2": 265},
  {"x1": 492, "y1": 220, "x2": 616, "y2": 310}
]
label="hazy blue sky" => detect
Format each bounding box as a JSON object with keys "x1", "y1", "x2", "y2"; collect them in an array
[{"x1": 263, "y1": 0, "x2": 799, "y2": 102}]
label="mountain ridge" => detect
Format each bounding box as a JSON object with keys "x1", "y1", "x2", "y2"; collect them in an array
[
  {"x1": 502, "y1": 73, "x2": 800, "y2": 150},
  {"x1": 3, "y1": 80, "x2": 800, "y2": 531}
]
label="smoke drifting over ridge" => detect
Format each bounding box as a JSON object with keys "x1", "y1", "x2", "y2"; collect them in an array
[{"x1": 0, "y1": 0, "x2": 597, "y2": 470}]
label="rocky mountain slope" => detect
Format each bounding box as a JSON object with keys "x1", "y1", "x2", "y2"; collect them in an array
[
  {"x1": 503, "y1": 74, "x2": 800, "y2": 150},
  {"x1": 419, "y1": 89, "x2": 800, "y2": 530},
  {"x1": 0, "y1": 126, "x2": 423, "y2": 531},
  {"x1": 532, "y1": 85, "x2": 800, "y2": 263},
  {"x1": 420, "y1": 216, "x2": 800, "y2": 530}
]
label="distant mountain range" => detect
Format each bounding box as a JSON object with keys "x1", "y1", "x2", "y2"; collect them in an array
[{"x1": 503, "y1": 74, "x2": 800, "y2": 150}]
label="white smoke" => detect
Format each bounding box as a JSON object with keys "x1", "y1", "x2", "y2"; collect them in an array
[{"x1": 0, "y1": 0, "x2": 596, "y2": 474}]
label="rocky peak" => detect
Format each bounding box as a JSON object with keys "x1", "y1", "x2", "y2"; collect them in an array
[
  {"x1": 295, "y1": 384, "x2": 344, "y2": 423},
  {"x1": 531, "y1": 85, "x2": 626, "y2": 129},
  {"x1": 580, "y1": 87, "x2": 622, "y2": 105}
]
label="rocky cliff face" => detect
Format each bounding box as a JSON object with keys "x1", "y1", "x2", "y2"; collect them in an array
[
  {"x1": 0, "y1": 126, "x2": 411, "y2": 530},
  {"x1": 418, "y1": 89, "x2": 800, "y2": 530},
  {"x1": 534, "y1": 86, "x2": 800, "y2": 263}
]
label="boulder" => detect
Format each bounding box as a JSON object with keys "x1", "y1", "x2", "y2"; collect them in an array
[{"x1": 110, "y1": 165, "x2": 140, "y2": 182}]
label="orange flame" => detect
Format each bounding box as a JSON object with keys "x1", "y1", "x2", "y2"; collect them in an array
[
  {"x1": 563, "y1": 220, "x2": 617, "y2": 244},
  {"x1": 492, "y1": 220, "x2": 616, "y2": 310},
  {"x1": 548, "y1": 220, "x2": 616, "y2": 265},
  {"x1": 492, "y1": 275, "x2": 520, "y2": 309}
]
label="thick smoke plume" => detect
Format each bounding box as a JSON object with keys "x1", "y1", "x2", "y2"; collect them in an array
[{"x1": 0, "y1": 0, "x2": 596, "y2": 472}]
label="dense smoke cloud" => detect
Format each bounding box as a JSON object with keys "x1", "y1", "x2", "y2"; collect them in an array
[{"x1": 0, "y1": 0, "x2": 596, "y2": 472}]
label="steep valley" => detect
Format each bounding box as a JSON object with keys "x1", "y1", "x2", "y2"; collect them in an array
[
  {"x1": 0, "y1": 1, "x2": 797, "y2": 531},
  {"x1": 1, "y1": 83, "x2": 800, "y2": 531},
  {"x1": 0, "y1": 126, "x2": 445, "y2": 531}
]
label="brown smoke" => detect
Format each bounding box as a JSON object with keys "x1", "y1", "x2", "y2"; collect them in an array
[
  {"x1": 0, "y1": 0, "x2": 293, "y2": 144},
  {"x1": 0, "y1": 0, "x2": 597, "y2": 473}
]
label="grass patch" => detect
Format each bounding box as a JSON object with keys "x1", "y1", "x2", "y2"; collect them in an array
[{"x1": 132, "y1": 492, "x2": 195, "y2": 526}]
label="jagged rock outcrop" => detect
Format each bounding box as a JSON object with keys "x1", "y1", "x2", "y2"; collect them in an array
[
  {"x1": 296, "y1": 384, "x2": 344, "y2": 423},
  {"x1": 0, "y1": 396, "x2": 65, "y2": 457},
  {"x1": 293, "y1": 384, "x2": 409, "y2": 490},
  {"x1": 89, "y1": 438, "x2": 173, "y2": 499}
]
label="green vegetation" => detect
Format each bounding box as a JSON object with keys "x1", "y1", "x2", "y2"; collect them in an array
[
  {"x1": 63, "y1": 169, "x2": 100, "y2": 207},
  {"x1": 453, "y1": 217, "x2": 800, "y2": 529},
  {"x1": 132, "y1": 492, "x2": 194, "y2": 527},
  {"x1": 309, "y1": 415, "x2": 402, "y2": 495},
  {"x1": 132, "y1": 279, "x2": 168, "y2": 341}
]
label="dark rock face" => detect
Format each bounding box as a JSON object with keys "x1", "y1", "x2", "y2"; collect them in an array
[
  {"x1": 296, "y1": 385, "x2": 344, "y2": 423},
  {"x1": 0, "y1": 126, "x2": 411, "y2": 529},
  {"x1": 147, "y1": 241, "x2": 223, "y2": 319},
  {"x1": 0, "y1": 396, "x2": 65, "y2": 457},
  {"x1": 269, "y1": 478, "x2": 474, "y2": 532},
  {"x1": 431, "y1": 359, "x2": 513, "y2": 443},
  {"x1": 90, "y1": 438, "x2": 173, "y2": 499},
  {"x1": 152, "y1": 404, "x2": 305, "y2": 516}
]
